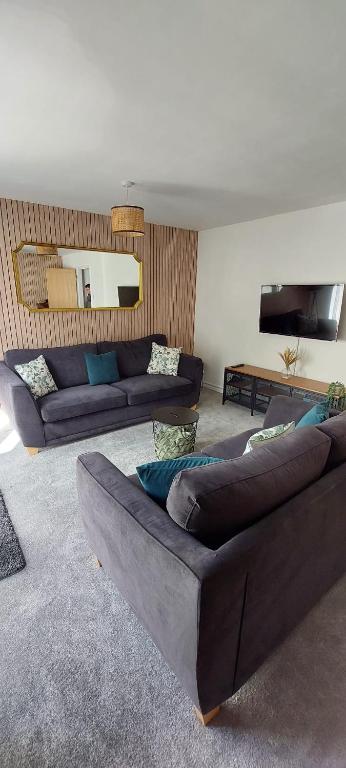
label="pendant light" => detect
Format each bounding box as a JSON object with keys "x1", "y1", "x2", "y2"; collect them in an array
[{"x1": 111, "y1": 181, "x2": 145, "y2": 237}]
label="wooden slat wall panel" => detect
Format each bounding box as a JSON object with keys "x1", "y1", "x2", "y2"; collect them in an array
[
  {"x1": 0, "y1": 198, "x2": 198, "y2": 357},
  {"x1": 17, "y1": 251, "x2": 62, "y2": 305}
]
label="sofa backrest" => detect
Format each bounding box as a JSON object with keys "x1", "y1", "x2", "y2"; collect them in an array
[
  {"x1": 166, "y1": 426, "x2": 331, "y2": 547},
  {"x1": 5, "y1": 343, "x2": 97, "y2": 389},
  {"x1": 97, "y1": 334, "x2": 167, "y2": 378},
  {"x1": 4, "y1": 333, "x2": 168, "y2": 388}
]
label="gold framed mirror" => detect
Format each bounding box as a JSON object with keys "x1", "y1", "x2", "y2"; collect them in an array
[{"x1": 12, "y1": 242, "x2": 143, "y2": 312}]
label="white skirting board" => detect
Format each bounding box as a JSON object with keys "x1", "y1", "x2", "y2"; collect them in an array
[{"x1": 202, "y1": 381, "x2": 223, "y2": 394}]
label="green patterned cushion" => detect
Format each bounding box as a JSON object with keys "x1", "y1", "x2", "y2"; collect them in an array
[
  {"x1": 14, "y1": 355, "x2": 58, "y2": 399},
  {"x1": 243, "y1": 421, "x2": 295, "y2": 454},
  {"x1": 147, "y1": 342, "x2": 182, "y2": 376}
]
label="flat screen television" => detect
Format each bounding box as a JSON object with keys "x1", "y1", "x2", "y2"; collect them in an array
[
  {"x1": 117, "y1": 285, "x2": 140, "y2": 307},
  {"x1": 259, "y1": 284, "x2": 344, "y2": 341}
]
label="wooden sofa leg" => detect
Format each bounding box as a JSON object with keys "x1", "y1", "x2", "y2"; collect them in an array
[
  {"x1": 191, "y1": 404, "x2": 198, "y2": 411},
  {"x1": 194, "y1": 705, "x2": 221, "y2": 726},
  {"x1": 95, "y1": 557, "x2": 102, "y2": 568},
  {"x1": 26, "y1": 447, "x2": 39, "y2": 456}
]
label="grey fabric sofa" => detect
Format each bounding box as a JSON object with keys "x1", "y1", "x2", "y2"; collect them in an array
[
  {"x1": 77, "y1": 395, "x2": 346, "y2": 724},
  {"x1": 0, "y1": 334, "x2": 203, "y2": 453}
]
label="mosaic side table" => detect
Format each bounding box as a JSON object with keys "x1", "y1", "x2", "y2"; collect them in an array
[{"x1": 151, "y1": 406, "x2": 199, "y2": 460}]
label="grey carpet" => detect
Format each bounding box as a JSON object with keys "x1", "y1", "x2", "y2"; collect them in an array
[
  {"x1": 0, "y1": 490, "x2": 25, "y2": 580},
  {"x1": 0, "y1": 389, "x2": 345, "y2": 768}
]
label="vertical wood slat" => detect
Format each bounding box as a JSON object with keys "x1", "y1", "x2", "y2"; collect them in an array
[{"x1": 0, "y1": 197, "x2": 198, "y2": 357}]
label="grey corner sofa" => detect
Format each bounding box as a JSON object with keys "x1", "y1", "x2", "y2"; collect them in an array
[
  {"x1": 0, "y1": 334, "x2": 203, "y2": 454},
  {"x1": 77, "y1": 395, "x2": 346, "y2": 724}
]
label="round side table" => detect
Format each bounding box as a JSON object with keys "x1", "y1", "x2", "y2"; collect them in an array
[{"x1": 151, "y1": 406, "x2": 199, "y2": 460}]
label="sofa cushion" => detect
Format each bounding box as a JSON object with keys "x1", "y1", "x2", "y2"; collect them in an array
[
  {"x1": 202, "y1": 428, "x2": 260, "y2": 460},
  {"x1": 147, "y1": 342, "x2": 181, "y2": 376},
  {"x1": 243, "y1": 421, "x2": 295, "y2": 453},
  {"x1": 317, "y1": 411, "x2": 346, "y2": 470},
  {"x1": 14, "y1": 355, "x2": 58, "y2": 399},
  {"x1": 112, "y1": 374, "x2": 193, "y2": 406},
  {"x1": 5, "y1": 343, "x2": 97, "y2": 388},
  {"x1": 166, "y1": 427, "x2": 331, "y2": 546},
  {"x1": 296, "y1": 400, "x2": 329, "y2": 428},
  {"x1": 136, "y1": 455, "x2": 223, "y2": 503},
  {"x1": 85, "y1": 351, "x2": 120, "y2": 386},
  {"x1": 97, "y1": 334, "x2": 167, "y2": 378},
  {"x1": 39, "y1": 384, "x2": 127, "y2": 422}
]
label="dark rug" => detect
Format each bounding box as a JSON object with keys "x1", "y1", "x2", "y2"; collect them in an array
[{"x1": 0, "y1": 490, "x2": 25, "y2": 580}]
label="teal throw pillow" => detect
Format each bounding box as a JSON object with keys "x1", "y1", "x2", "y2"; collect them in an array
[
  {"x1": 84, "y1": 351, "x2": 120, "y2": 386},
  {"x1": 136, "y1": 455, "x2": 223, "y2": 503},
  {"x1": 296, "y1": 400, "x2": 329, "y2": 428}
]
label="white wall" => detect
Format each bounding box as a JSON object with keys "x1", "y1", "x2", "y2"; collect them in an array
[
  {"x1": 61, "y1": 250, "x2": 139, "y2": 307},
  {"x1": 61, "y1": 251, "x2": 105, "y2": 307},
  {"x1": 194, "y1": 201, "x2": 346, "y2": 391},
  {"x1": 101, "y1": 252, "x2": 139, "y2": 307}
]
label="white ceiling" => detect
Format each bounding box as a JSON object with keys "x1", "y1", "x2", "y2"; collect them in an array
[{"x1": 1, "y1": 0, "x2": 346, "y2": 230}]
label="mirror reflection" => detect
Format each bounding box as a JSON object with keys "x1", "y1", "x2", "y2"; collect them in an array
[{"x1": 13, "y1": 244, "x2": 142, "y2": 311}]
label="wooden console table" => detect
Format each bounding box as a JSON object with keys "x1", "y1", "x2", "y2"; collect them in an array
[{"x1": 223, "y1": 364, "x2": 330, "y2": 415}]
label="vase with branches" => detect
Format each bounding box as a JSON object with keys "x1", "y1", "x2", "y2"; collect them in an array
[{"x1": 278, "y1": 346, "x2": 300, "y2": 378}]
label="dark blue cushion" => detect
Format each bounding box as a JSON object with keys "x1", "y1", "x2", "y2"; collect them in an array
[
  {"x1": 296, "y1": 400, "x2": 329, "y2": 428},
  {"x1": 84, "y1": 351, "x2": 120, "y2": 386},
  {"x1": 136, "y1": 455, "x2": 223, "y2": 503}
]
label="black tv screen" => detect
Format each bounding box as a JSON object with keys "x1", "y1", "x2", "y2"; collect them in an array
[{"x1": 259, "y1": 284, "x2": 344, "y2": 341}]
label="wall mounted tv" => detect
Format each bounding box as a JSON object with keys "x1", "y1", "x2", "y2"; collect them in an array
[{"x1": 259, "y1": 284, "x2": 344, "y2": 341}]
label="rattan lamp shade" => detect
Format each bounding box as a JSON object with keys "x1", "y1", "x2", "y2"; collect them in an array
[{"x1": 111, "y1": 205, "x2": 145, "y2": 237}]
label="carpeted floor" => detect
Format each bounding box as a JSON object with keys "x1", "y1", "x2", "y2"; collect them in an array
[{"x1": 0, "y1": 389, "x2": 346, "y2": 768}]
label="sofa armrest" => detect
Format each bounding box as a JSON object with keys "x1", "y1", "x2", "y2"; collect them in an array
[
  {"x1": 178, "y1": 353, "x2": 203, "y2": 400},
  {"x1": 77, "y1": 451, "x2": 246, "y2": 713},
  {"x1": 77, "y1": 451, "x2": 211, "y2": 578},
  {"x1": 0, "y1": 361, "x2": 45, "y2": 447}
]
